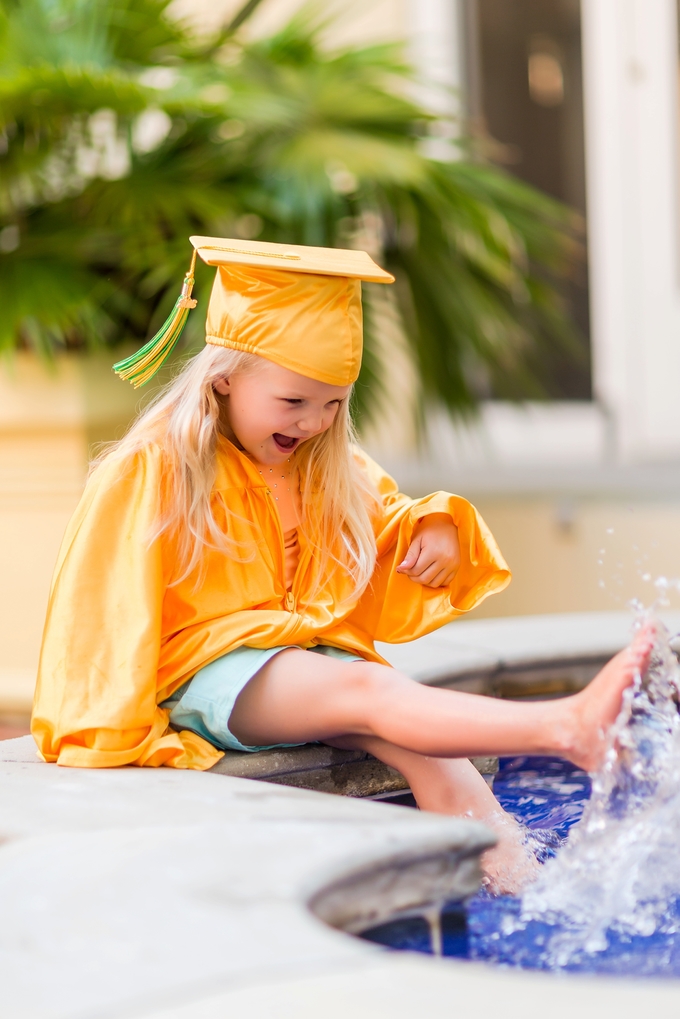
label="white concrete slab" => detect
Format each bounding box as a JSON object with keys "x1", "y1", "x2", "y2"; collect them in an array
[
  {"x1": 0, "y1": 739, "x2": 491, "y2": 1019},
  {"x1": 131, "y1": 954, "x2": 680, "y2": 1019},
  {"x1": 0, "y1": 738, "x2": 678, "y2": 1019}
]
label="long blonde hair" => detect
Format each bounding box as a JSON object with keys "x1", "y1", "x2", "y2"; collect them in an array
[{"x1": 92, "y1": 345, "x2": 380, "y2": 598}]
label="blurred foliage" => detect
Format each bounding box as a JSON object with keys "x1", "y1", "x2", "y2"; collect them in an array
[{"x1": 0, "y1": 0, "x2": 587, "y2": 419}]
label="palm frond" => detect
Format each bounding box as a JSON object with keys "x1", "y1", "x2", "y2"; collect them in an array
[{"x1": 0, "y1": 0, "x2": 587, "y2": 418}]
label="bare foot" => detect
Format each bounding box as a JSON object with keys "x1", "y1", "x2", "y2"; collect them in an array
[
  {"x1": 556, "y1": 623, "x2": 656, "y2": 773},
  {"x1": 480, "y1": 815, "x2": 540, "y2": 895}
]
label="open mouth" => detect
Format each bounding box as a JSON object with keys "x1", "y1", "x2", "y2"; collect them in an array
[{"x1": 273, "y1": 433, "x2": 299, "y2": 453}]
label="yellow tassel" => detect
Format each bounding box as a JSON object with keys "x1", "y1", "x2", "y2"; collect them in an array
[{"x1": 113, "y1": 250, "x2": 198, "y2": 388}]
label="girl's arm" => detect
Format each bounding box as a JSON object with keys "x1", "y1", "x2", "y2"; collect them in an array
[
  {"x1": 31, "y1": 445, "x2": 222, "y2": 770},
  {"x1": 347, "y1": 450, "x2": 511, "y2": 643}
]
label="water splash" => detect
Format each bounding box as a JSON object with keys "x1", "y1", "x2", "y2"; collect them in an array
[{"x1": 515, "y1": 609, "x2": 680, "y2": 968}]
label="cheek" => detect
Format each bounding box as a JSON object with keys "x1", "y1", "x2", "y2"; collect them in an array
[
  {"x1": 321, "y1": 405, "x2": 340, "y2": 431},
  {"x1": 231, "y1": 391, "x2": 283, "y2": 437},
  {"x1": 228, "y1": 392, "x2": 262, "y2": 437}
]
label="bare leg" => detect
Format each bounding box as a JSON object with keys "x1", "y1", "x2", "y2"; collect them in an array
[
  {"x1": 327, "y1": 733, "x2": 538, "y2": 893},
  {"x1": 230, "y1": 625, "x2": 655, "y2": 772}
]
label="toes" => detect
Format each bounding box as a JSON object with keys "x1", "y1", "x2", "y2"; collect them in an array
[
  {"x1": 628, "y1": 626, "x2": 656, "y2": 671},
  {"x1": 634, "y1": 620, "x2": 657, "y2": 648}
]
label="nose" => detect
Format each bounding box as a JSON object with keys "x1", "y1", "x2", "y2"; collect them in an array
[{"x1": 295, "y1": 407, "x2": 325, "y2": 435}]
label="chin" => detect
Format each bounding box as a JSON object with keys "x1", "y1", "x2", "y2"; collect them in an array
[{"x1": 253, "y1": 441, "x2": 291, "y2": 464}]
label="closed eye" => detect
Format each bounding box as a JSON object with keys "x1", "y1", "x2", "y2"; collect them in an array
[{"x1": 280, "y1": 397, "x2": 343, "y2": 407}]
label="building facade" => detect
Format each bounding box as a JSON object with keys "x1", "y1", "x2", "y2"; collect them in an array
[{"x1": 3, "y1": 0, "x2": 680, "y2": 716}]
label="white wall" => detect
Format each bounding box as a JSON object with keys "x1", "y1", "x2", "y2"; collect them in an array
[
  {"x1": 176, "y1": 0, "x2": 680, "y2": 470},
  {"x1": 582, "y1": 0, "x2": 680, "y2": 463},
  {"x1": 406, "y1": 0, "x2": 464, "y2": 113},
  {"x1": 390, "y1": 0, "x2": 680, "y2": 472}
]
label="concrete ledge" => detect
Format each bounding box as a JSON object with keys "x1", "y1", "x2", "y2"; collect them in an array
[
  {"x1": 0, "y1": 736, "x2": 496, "y2": 1018},
  {"x1": 210, "y1": 744, "x2": 408, "y2": 797},
  {"x1": 1, "y1": 734, "x2": 679, "y2": 1017},
  {"x1": 309, "y1": 842, "x2": 487, "y2": 934},
  {"x1": 7, "y1": 734, "x2": 497, "y2": 799},
  {"x1": 209, "y1": 743, "x2": 498, "y2": 797}
]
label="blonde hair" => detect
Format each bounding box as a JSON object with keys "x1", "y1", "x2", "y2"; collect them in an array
[{"x1": 92, "y1": 345, "x2": 380, "y2": 599}]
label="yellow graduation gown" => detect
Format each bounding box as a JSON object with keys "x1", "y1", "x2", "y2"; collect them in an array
[{"x1": 31, "y1": 438, "x2": 510, "y2": 769}]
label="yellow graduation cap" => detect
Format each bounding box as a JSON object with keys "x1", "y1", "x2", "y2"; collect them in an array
[{"x1": 113, "y1": 236, "x2": 394, "y2": 388}]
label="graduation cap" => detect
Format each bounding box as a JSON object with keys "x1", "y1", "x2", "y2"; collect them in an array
[{"x1": 113, "y1": 236, "x2": 394, "y2": 389}]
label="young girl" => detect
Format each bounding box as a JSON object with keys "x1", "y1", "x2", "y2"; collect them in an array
[{"x1": 32, "y1": 237, "x2": 653, "y2": 890}]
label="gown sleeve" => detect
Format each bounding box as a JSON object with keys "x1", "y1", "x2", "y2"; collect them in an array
[
  {"x1": 31, "y1": 445, "x2": 223, "y2": 770},
  {"x1": 347, "y1": 450, "x2": 511, "y2": 643}
]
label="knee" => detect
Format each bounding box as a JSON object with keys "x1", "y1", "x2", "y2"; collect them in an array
[{"x1": 345, "y1": 661, "x2": 407, "y2": 708}]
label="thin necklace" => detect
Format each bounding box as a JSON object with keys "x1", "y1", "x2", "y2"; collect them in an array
[{"x1": 256, "y1": 457, "x2": 293, "y2": 501}]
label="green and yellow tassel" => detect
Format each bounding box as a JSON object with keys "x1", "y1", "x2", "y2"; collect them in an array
[{"x1": 113, "y1": 250, "x2": 198, "y2": 388}]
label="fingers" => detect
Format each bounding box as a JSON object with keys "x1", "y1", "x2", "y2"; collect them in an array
[
  {"x1": 396, "y1": 524, "x2": 460, "y2": 588},
  {"x1": 398, "y1": 541, "x2": 438, "y2": 584},
  {"x1": 400, "y1": 562, "x2": 458, "y2": 589},
  {"x1": 410, "y1": 570, "x2": 457, "y2": 589},
  {"x1": 396, "y1": 536, "x2": 423, "y2": 574},
  {"x1": 412, "y1": 562, "x2": 448, "y2": 587}
]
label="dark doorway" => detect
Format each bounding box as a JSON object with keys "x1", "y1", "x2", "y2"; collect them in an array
[{"x1": 464, "y1": 0, "x2": 591, "y2": 399}]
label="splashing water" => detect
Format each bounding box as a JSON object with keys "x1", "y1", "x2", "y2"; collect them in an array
[
  {"x1": 362, "y1": 603, "x2": 680, "y2": 972},
  {"x1": 511, "y1": 610, "x2": 680, "y2": 969}
]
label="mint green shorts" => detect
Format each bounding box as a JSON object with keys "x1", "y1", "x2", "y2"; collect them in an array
[{"x1": 161, "y1": 644, "x2": 363, "y2": 753}]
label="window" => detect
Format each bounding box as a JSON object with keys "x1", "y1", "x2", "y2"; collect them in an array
[{"x1": 463, "y1": 0, "x2": 591, "y2": 399}]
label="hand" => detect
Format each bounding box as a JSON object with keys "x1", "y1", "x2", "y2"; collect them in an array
[{"x1": 396, "y1": 513, "x2": 460, "y2": 588}]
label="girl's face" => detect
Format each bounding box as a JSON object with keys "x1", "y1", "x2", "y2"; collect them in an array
[{"x1": 215, "y1": 358, "x2": 351, "y2": 464}]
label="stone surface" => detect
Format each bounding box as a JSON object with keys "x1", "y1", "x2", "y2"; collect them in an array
[
  {"x1": 210, "y1": 743, "x2": 498, "y2": 797},
  {"x1": 310, "y1": 844, "x2": 484, "y2": 933},
  {"x1": 210, "y1": 742, "x2": 366, "y2": 779},
  {"x1": 265, "y1": 754, "x2": 410, "y2": 797},
  {"x1": 134, "y1": 953, "x2": 680, "y2": 1019},
  {"x1": 0, "y1": 736, "x2": 491, "y2": 1019},
  {"x1": 1, "y1": 735, "x2": 679, "y2": 1018}
]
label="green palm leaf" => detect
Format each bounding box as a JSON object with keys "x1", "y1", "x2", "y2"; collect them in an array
[{"x1": 0, "y1": 0, "x2": 586, "y2": 421}]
